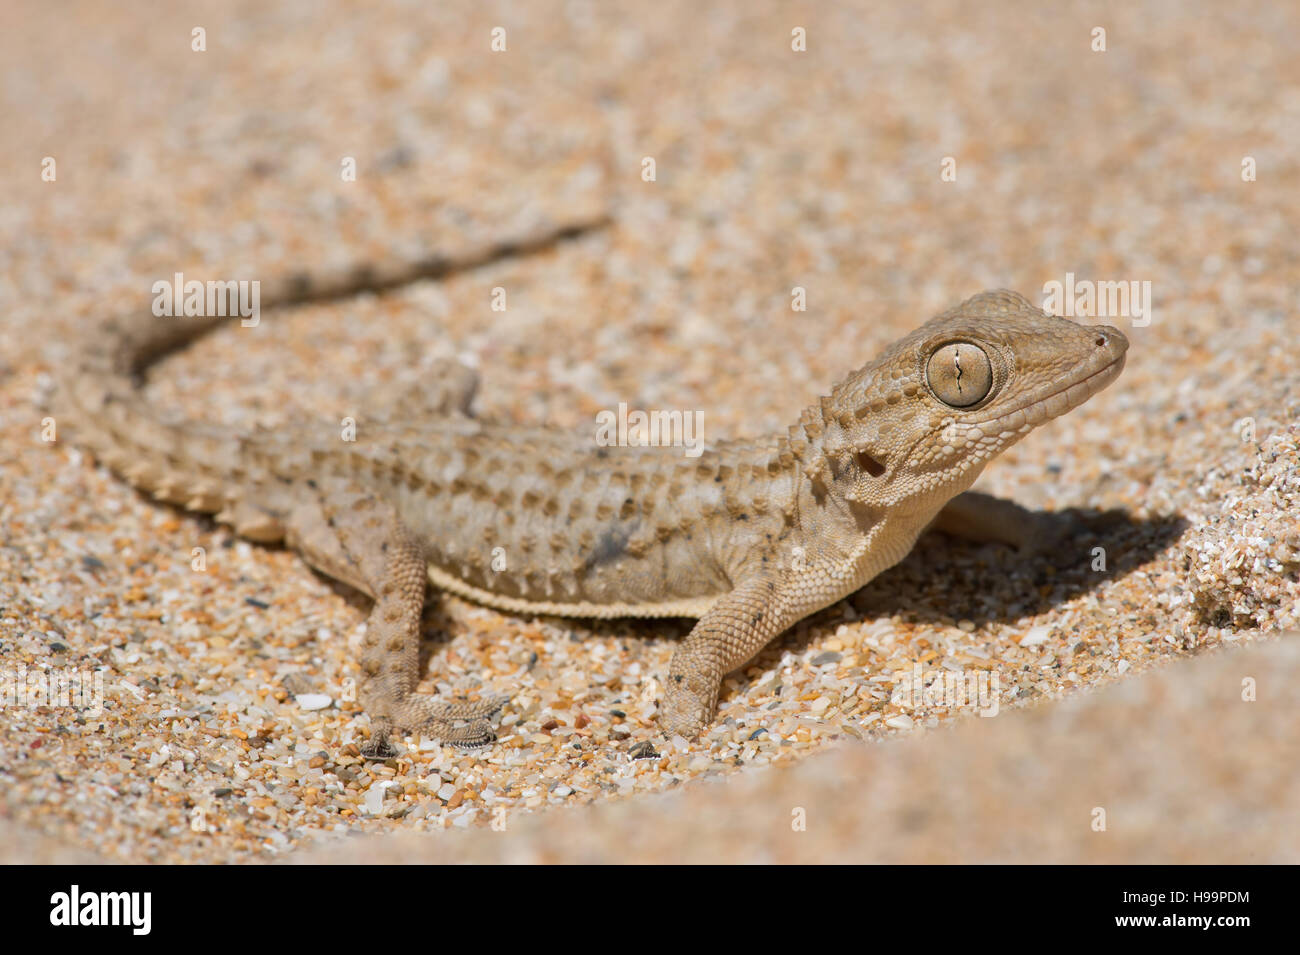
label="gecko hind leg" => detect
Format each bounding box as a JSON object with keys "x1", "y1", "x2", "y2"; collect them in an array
[{"x1": 313, "y1": 484, "x2": 507, "y2": 757}]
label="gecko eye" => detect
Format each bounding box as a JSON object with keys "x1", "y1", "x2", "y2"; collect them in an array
[{"x1": 926, "y1": 342, "x2": 992, "y2": 407}]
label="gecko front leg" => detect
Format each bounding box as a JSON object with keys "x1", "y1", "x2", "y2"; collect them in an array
[
  {"x1": 659, "y1": 569, "x2": 806, "y2": 739},
  {"x1": 927, "y1": 489, "x2": 1067, "y2": 554}
]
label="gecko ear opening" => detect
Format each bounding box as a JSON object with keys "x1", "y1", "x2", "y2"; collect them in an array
[{"x1": 856, "y1": 450, "x2": 886, "y2": 477}]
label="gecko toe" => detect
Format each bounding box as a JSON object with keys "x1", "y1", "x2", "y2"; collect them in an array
[
  {"x1": 438, "y1": 721, "x2": 498, "y2": 749},
  {"x1": 361, "y1": 737, "x2": 399, "y2": 761},
  {"x1": 394, "y1": 693, "x2": 509, "y2": 748}
]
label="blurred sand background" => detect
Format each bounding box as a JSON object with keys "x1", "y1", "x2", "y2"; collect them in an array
[{"x1": 1, "y1": 0, "x2": 1296, "y2": 862}]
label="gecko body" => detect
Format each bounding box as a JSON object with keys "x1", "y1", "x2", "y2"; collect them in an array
[{"x1": 61, "y1": 218, "x2": 1128, "y2": 752}]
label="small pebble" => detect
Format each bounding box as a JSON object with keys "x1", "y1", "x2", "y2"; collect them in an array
[
  {"x1": 1019, "y1": 626, "x2": 1052, "y2": 647},
  {"x1": 629, "y1": 741, "x2": 660, "y2": 760}
]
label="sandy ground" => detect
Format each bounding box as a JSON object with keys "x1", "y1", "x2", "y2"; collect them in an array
[
  {"x1": 296, "y1": 637, "x2": 1300, "y2": 864},
  {"x1": 1, "y1": 0, "x2": 1296, "y2": 863}
]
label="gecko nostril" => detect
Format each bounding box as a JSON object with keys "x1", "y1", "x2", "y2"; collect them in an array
[{"x1": 1095, "y1": 335, "x2": 1107, "y2": 347}]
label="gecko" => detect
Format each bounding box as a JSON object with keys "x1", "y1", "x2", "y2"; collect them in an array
[{"x1": 59, "y1": 215, "x2": 1128, "y2": 756}]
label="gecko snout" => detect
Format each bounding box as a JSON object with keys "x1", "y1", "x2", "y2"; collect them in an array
[{"x1": 1091, "y1": 324, "x2": 1129, "y2": 358}]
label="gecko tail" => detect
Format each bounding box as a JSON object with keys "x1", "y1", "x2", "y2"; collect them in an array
[{"x1": 57, "y1": 214, "x2": 612, "y2": 514}]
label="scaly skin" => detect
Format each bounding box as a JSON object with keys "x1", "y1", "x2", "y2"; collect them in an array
[{"x1": 59, "y1": 217, "x2": 1128, "y2": 753}]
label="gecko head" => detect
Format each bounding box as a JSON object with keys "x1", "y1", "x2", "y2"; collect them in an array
[{"x1": 791, "y1": 290, "x2": 1128, "y2": 512}]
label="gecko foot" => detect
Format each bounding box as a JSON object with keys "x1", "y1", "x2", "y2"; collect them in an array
[
  {"x1": 360, "y1": 729, "x2": 399, "y2": 761},
  {"x1": 658, "y1": 671, "x2": 716, "y2": 740},
  {"x1": 362, "y1": 694, "x2": 510, "y2": 758}
]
